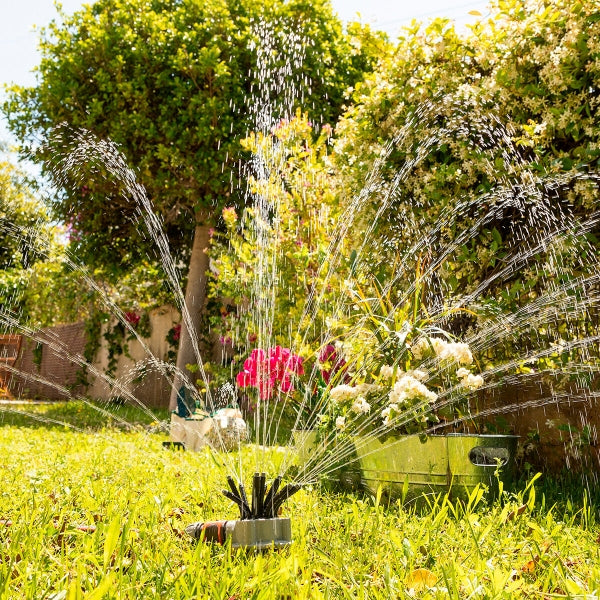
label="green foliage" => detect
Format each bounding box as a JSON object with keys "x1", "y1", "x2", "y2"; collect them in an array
[
  {"x1": 3, "y1": 0, "x2": 383, "y2": 273},
  {"x1": 0, "y1": 159, "x2": 55, "y2": 272},
  {"x1": 31, "y1": 342, "x2": 43, "y2": 371},
  {"x1": 484, "y1": 0, "x2": 600, "y2": 172},
  {"x1": 336, "y1": 0, "x2": 600, "y2": 200},
  {"x1": 11, "y1": 259, "x2": 94, "y2": 328},
  {"x1": 3, "y1": 243, "x2": 173, "y2": 330},
  {"x1": 0, "y1": 158, "x2": 75, "y2": 325},
  {"x1": 208, "y1": 113, "x2": 351, "y2": 368},
  {"x1": 0, "y1": 399, "x2": 169, "y2": 430},
  {"x1": 332, "y1": 0, "x2": 600, "y2": 370}
]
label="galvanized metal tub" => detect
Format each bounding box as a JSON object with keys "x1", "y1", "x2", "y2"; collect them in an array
[
  {"x1": 355, "y1": 433, "x2": 518, "y2": 501},
  {"x1": 291, "y1": 429, "x2": 362, "y2": 491}
]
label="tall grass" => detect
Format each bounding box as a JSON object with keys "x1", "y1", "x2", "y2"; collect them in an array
[{"x1": 0, "y1": 402, "x2": 599, "y2": 598}]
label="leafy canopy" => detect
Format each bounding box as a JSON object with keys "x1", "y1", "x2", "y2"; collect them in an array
[
  {"x1": 3, "y1": 0, "x2": 384, "y2": 274},
  {"x1": 0, "y1": 160, "x2": 53, "y2": 271},
  {"x1": 334, "y1": 0, "x2": 600, "y2": 306}
]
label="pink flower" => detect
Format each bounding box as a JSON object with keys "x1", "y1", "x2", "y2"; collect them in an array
[
  {"x1": 236, "y1": 371, "x2": 251, "y2": 387},
  {"x1": 319, "y1": 344, "x2": 337, "y2": 363},
  {"x1": 124, "y1": 312, "x2": 141, "y2": 327},
  {"x1": 280, "y1": 373, "x2": 293, "y2": 394},
  {"x1": 318, "y1": 344, "x2": 347, "y2": 384},
  {"x1": 250, "y1": 348, "x2": 266, "y2": 362},
  {"x1": 236, "y1": 345, "x2": 304, "y2": 399},
  {"x1": 287, "y1": 354, "x2": 304, "y2": 375}
]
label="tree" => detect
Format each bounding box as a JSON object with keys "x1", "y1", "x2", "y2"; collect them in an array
[
  {"x1": 3, "y1": 0, "x2": 385, "y2": 407},
  {"x1": 0, "y1": 160, "x2": 53, "y2": 271},
  {"x1": 0, "y1": 158, "x2": 64, "y2": 324}
]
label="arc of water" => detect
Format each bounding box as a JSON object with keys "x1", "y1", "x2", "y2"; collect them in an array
[
  {"x1": 284, "y1": 202, "x2": 600, "y2": 483},
  {"x1": 276, "y1": 99, "x2": 591, "y2": 482},
  {"x1": 44, "y1": 127, "x2": 252, "y2": 476}
]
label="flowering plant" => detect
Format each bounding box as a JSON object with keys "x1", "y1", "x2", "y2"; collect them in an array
[
  {"x1": 317, "y1": 344, "x2": 349, "y2": 384},
  {"x1": 236, "y1": 345, "x2": 304, "y2": 401},
  {"x1": 317, "y1": 273, "x2": 484, "y2": 438},
  {"x1": 166, "y1": 323, "x2": 181, "y2": 345},
  {"x1": 124, "y1": 311, "x2": 141, "y2": 327},
  {"x1": 321, "y1": 332, "x2": 484, "y2": 438}
]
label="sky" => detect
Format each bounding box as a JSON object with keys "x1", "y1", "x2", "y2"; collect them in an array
[{"x1": 0, "y1": 0, "x2": 490, "y2": 145}]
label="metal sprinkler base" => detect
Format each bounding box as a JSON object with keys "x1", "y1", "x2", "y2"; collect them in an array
[
  {"x1": 185, "y1": 517, "x2": 292, "y2": 550},
  {"x1": 185, "y1": 473, "x2": 299, "y2": 550}
]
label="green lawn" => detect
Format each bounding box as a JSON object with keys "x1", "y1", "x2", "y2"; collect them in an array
[{"x1": 0, "y1": 402, "x2": 599, "y2": 599}]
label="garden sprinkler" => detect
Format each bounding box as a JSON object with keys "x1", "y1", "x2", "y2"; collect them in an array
[{"x1": 186, "y1": 473, "x2": 301, "y2": 549}]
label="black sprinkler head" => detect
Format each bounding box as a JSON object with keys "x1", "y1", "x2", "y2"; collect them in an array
[{"x1": 186, "y1": 473, "x2": 301, "y2": 549}]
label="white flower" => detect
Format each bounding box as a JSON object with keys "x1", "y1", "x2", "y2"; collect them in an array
[
  {"x1": 382, "y1": 403, "x2": 399, "y2": 426},
  {"x1": 460, "y1": 373, "x2": 484, "y2": 391},
  {"x1": 351, "y1": 396, "x2": 371, "y2": 414},
  {"x1": 356, "y1": 383, "x2": 382, "y2": 395},
  {"x1": 416, "y1": 337, "x2": 474, "y2": 366},
  {"x1": 329, "y1": 385, "x2": 358, "y2": 402},
  {"x1": 389, "y1": 374, "x2": 438, "y2": 405},
  {"x1": 380, "y1": 365, "x2": 394, "y2": 379},
  {"x1": 395, "y1": 322, "x2": 411, "y2": 345},
  {"x1": 438, "y1": 342, "x2": 473, "y2": 365},
  {"x1": 430, "y1": 337, "x2": 449, "y2": 356},
  {"x1": 406, "y1": 369, "x2": 428, "y2": 381},
  {"x1": 455, "y1": 367, "x2": 483, "y2": 390},
  {"x1": 335, "y1": 416, "x2": 346, "y2": 430}
]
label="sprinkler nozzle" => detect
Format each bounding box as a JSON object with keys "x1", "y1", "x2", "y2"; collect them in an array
[
  {"x1": 224, "y1": 473, "x2": 301, "y2": 520},
  {"x1": 185, "y1": 517, "x2": 292, "y2": 549}
]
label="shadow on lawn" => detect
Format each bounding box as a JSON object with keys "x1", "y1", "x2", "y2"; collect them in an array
[
  {"x1": 521, "y1": 470, "x2": 600, "y2": 517},
  {"x1": 334, "y1": 468, "x2": 600, "y2": 522},
  {"x1": 0, "y1": 400, "x2": 170, "y2": 431}
]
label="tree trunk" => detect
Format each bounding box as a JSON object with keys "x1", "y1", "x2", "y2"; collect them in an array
[{"x1": 169, "y1": 224, "x2": 211, "y2": 410}]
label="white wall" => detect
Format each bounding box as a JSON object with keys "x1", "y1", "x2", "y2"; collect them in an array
[{"x1": 88, "y1": 305, "x2": 180, "y2": 408}]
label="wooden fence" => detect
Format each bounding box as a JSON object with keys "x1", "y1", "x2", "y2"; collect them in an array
[{"x1": 7, "y1": 306, "x2": 179, "y2": 408}]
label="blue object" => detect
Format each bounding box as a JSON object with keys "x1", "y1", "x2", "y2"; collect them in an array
[{"x1": 176, "y1": 386, "x2": 195, "y2": 418}]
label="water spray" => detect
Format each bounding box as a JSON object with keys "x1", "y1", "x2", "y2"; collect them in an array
[{"x1": 186, "y1": 473, "x2": 301, "y2": 549}]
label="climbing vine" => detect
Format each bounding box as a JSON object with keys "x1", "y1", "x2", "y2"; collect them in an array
[
  {"x1": 32, "y1": 342, "x2": 43, "y2": 371},
  {"x1": 76, "y1": 309, "x2": 153, "y2": 385}
]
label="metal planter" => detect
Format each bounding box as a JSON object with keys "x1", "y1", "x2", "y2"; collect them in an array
[
  {"x1": 292, "y1": 429, "x2": 362, "y2": 491},
  {"x1": 355, "y1": 433, "x2": 518, "y2": 501}
]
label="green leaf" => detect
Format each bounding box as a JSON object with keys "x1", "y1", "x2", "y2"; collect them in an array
[
  {"x1": 103, "y1": 516, "x2": 122, "y2": 570},
  {"x1": 491, "y1": 227, "x2": 502, "y2": 246},
  {"x1": 87, "y1": 573, "x2": 116, "y2": 600}
]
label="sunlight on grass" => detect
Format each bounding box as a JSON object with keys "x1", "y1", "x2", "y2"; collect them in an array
[{"x1": 0, "y1": 406, "x2": 599, "y2": 598}]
